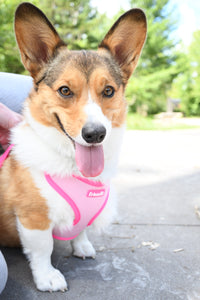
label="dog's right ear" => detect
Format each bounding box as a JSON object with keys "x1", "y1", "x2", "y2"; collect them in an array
[{"x1": 15, "y1": 3, "x2": 65, "y2": 80}]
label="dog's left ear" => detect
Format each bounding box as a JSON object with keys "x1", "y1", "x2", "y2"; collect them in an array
[
  {"x1": 99, "y1": 9, "x2": 147, "y2": 84},
  {"x1": 15, "y1": 3, "x2": 65, "y2": 80}
]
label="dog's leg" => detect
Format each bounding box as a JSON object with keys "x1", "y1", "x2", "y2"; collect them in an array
[
  {"x1": 71, "y1": 230, "x2": 96, "y2": 259},
  {"x1": 17, "y1": 218, "x2": 67, "y2": 292}
]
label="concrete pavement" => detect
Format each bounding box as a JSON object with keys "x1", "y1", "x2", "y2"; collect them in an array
[{"x1": 1, "y1": 129, "x2": 200, "y2": 300}]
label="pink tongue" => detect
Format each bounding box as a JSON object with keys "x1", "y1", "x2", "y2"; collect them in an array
[{"x1": 75, "y1": 143, "x2": 104, "y2": 177}]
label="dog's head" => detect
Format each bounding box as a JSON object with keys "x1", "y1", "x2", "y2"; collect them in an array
[{"x1": 15, "y1": 3, "x2": 147, "y2": 177}]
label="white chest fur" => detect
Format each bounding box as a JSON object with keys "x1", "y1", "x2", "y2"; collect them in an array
[
  {"x1": 30, "y1": 169, "x2": 74, "y2": 231},
  {"x1": 10, "y1": 106, "x2": 125, "y2": 230}
]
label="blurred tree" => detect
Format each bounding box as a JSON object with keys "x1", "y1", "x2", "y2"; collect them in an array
[
  {"x1": 2, "y1": 0, "x2": 198, "y2": 117},
  {"x1": 125, "y1": 0, "x2": 179, "y2": 114},
  {"x1": 39, "y1": 0, "x2": 109, "y2": 50},
  {"x1": 170, "y1": 30, "x2": 200, "y2": 116},
  {"x1": 0, "y1": 0, "x2": 29, "y2": 73},
  {"x1": 0, "y1": 0, "x2": 108, "y2": 73},
  {"x1": 189, "y1": 31, "x2": 200, "y2": 115}
]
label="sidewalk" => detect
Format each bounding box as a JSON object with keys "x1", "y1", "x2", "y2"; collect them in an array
[{"x1": 1, "y1": 129, "x2": 200, "y2": 300}]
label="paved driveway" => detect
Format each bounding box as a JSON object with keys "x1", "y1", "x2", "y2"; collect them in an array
[{"x1": 1, "y1": 130, "x2": 200, "y2": 300}]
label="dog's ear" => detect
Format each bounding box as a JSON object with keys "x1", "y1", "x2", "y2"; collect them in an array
[
  {"x1": 99, "y1": 9, "x2": 147, "y2": 84},
  {"x1": 15, "y1": 3, "x2": 65, "y2": 79}
]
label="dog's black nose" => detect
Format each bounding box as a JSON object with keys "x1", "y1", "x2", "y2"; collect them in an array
[{"x1": 82, "y1": 123, "x2": 106, "y2": 144}]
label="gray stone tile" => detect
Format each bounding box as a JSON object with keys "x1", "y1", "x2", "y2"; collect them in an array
[{"x1": 1, "y1": 224, "x2": 200, "y2": 300}]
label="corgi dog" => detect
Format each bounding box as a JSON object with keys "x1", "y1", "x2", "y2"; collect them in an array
[{"x1": 0, "y1": 3, "x2": 146, "y2": 292}]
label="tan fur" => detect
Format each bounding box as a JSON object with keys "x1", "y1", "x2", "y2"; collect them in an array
[
  {"x1": 28, "y1": 63, "x2": 127, "y2": 137},
  {"x1": 0, "y1": 154, "x2": 50, "y2": 247},
  {"x1": 89, "y1": 68, "x2": 127, "y2": 127}
]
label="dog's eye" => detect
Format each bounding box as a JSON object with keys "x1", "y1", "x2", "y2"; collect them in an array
[
  {"x1": 102, "y1": 86, "x2": 115, "y2": 98},
  {"x1": 58, "y1": 86, "x2": 73, "y2": 98}
]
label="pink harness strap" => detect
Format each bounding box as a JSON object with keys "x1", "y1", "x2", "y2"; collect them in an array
[
  {"x1": 0, "y1": 144, "x2": 14, "y2": 167},
  {"x1": 0, "y1": 144, "x2": 109, "y2": 241},
  {"x1": 45, "y1": 174, "x2": 109, "y2": 240}
]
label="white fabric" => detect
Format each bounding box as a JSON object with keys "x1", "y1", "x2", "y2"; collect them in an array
[
  {"x1": 0, "y1": 72, "x2": 33, "y2": 113},
  {"x1": 0, "y1": 251, "x2": 8, "y2": 294}
]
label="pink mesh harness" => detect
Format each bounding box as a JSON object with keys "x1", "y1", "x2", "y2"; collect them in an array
[
  {"x1": 0, "y1": 145, "x2": 109, "y2": 240},
  {"x1": 46, "y1": 174, "x2": 109, "y2": 240}
]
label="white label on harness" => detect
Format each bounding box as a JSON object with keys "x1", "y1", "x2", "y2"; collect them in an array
[{"x1": 87, "y1": 189, "x2": 105, "y2": 197}]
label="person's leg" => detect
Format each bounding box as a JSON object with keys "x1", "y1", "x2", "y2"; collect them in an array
[
  {"x1": 0, "y1": 72, "x2": 32, "y2": 152},
  {"x1": 0, "y1": 251, "x2": 8, "y2": 294},
  {"x1": 0, "y1": 73, "x2": 32, "y2": 292},
  {"x1": 0, "y1": 72, "x2": 33, "y2": 113}
]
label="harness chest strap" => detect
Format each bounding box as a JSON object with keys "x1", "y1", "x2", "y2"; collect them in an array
[
  {"x1": 0, "y1": 144, "x2": 110, "y2": 241},
  {"x1": 45, "y1": 174, "x2": 110, "y2": 240}
]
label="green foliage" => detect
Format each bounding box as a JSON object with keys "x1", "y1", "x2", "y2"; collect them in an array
[
  {"x1": 126, "y1": 113, "x2": 200, "y2": 130},
  {"x1": 0, "y1": 0, "x2": 109, "y2": 73},
  {"x1": 1, "y1": 0, "x2": 200, "y2": 117},
  {"x1": 125, "y1": 0, "x2": 178, "y2": 114},
  {"x1": 0, "y1": 0, "x2": 23, "y2": 73},
  {"x1": 0, "y1": 0, "x2": 41, "y2": 73},
  {"x1": 39, "y1": 0, "x2": 109, "y2": 50},
  {"x1": 169, "y1": 31, "x2": 200, "y2": 116},
  {"x1": 184, "y1": 30, "x2": 200, "y2": 115}
]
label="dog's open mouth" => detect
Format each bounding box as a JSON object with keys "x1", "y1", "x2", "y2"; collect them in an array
[
  {"x1": 75, "y1": 143, "x2": 104, "y2": 178},
  {"x1": 55, "y1": 113, "x2": 104, "y2": 177}
]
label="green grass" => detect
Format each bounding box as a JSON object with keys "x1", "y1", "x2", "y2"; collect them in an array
[{"x1": 126, "y1": 113, "x2": 200, "y2": 130}]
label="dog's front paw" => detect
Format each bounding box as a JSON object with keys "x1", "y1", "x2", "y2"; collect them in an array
[
  {"x1": 72, "y1": 239, "x2": 96, "y2": 259},
  {"x1": 34, "y1": 267, "x2": 67, "y2": 292}
]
